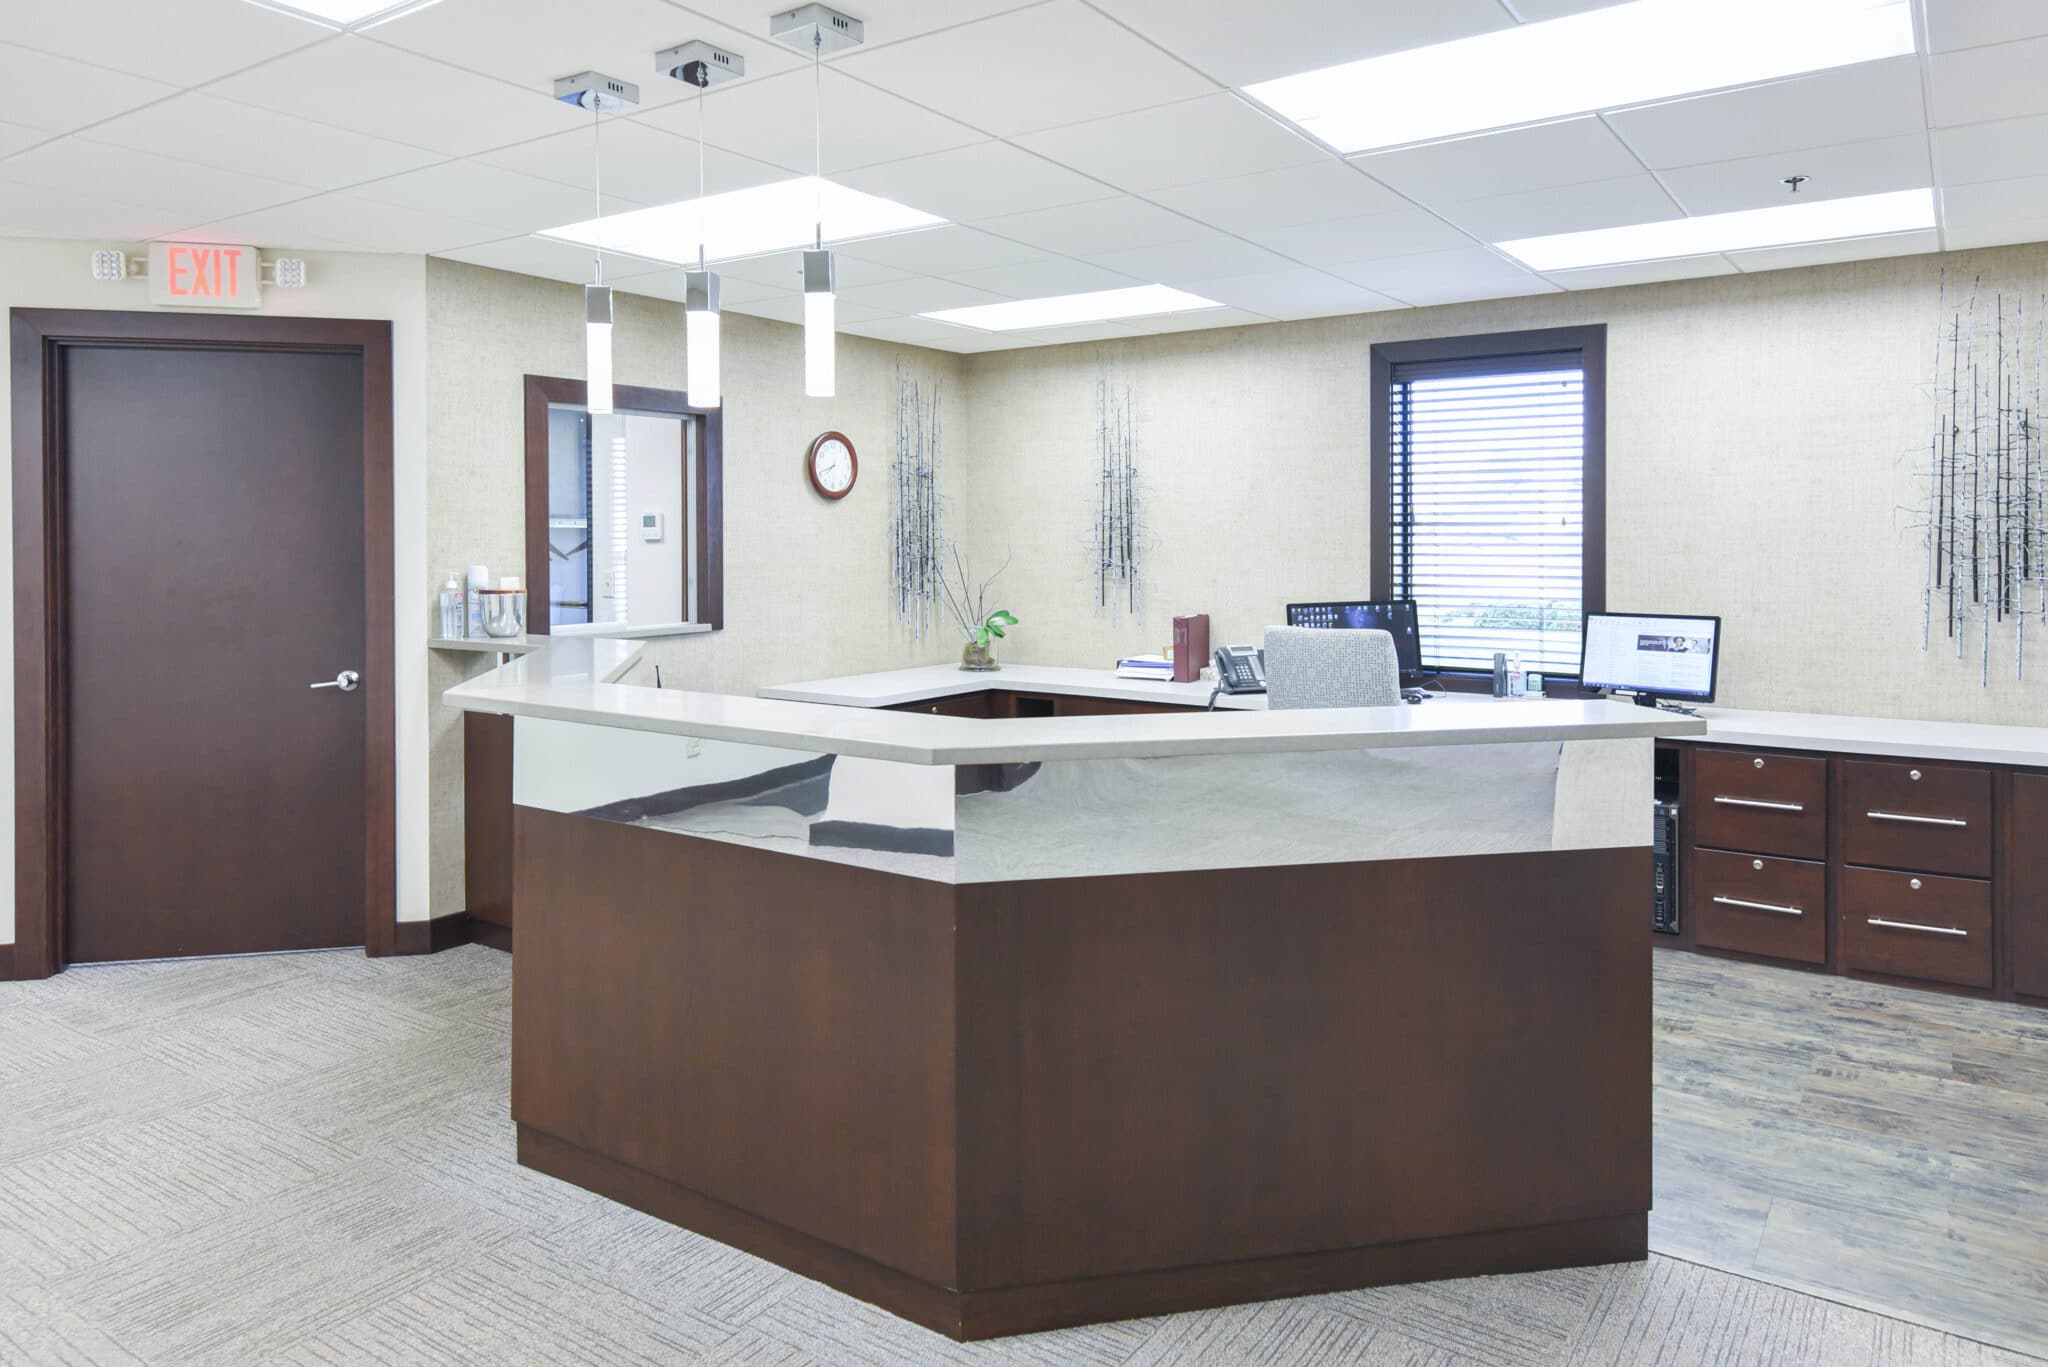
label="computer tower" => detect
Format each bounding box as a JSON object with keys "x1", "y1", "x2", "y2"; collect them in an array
[{"x1": 1652, "y1": 799, "x2": 1680, "y2": 935}]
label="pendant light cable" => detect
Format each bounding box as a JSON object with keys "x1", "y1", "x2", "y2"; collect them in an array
[
  {"x1": 591, "y1": 96, "x2": 604, "y2": 286},
  {"x1": 813, "y1": 30, "x2": 823, "y2": 250},
  {"x1": 696, "y1": 73, "x2": 708, "y2": 271}
]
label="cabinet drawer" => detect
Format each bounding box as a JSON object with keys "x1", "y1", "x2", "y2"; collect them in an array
[
  {"x1": 1690, "y1": 749, "x2": 1828, "y2": 859},
  {"x1": 1840, "y1": 759, "x2": 1992, "y2": 878},
  {"x1": 1690, "y1": 848, "x2": 1827, "y2": 964},
  {"x1": 1839, "y1": 865, "x2": 1994, "y2": 990}
]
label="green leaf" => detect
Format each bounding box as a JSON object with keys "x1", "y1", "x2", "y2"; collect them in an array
[
  {"x1": 990, "y1": 610, "x2": 1018, "y2": 626},
  {"x1": 974, "y1": 626, "x2": 990, "y2": 647},
  {"x1": 987, "y1": 623, "x2": 1006, "y2": 639}
]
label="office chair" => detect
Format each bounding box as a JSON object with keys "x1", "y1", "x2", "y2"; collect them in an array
[{"x1": 1263, "y1": 625, "x2": 1402, "y2": 709}]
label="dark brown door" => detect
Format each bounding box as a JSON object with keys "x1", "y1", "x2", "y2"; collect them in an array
[
  {"x1": 2014, "y1": 772, "x2": 2048, "y2": 1000},
  {"x1": 63, "y1": 344, "x2": 367, "y2": 961}
]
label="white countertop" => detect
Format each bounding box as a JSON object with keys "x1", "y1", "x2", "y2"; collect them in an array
[
  {"x1": 759, "y1": 662, "x2": 1267, "y2": 710},
  {"x1": 442, "y1": 644, "x2": 1701, "y2": 765},
  {"x1": 1696, "y1": 706, "x2": 2048, "y2": 768}
]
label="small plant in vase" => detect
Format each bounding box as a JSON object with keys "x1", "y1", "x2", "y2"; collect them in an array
[{"x1": 941, "y1": 548, "x2": 1018, "y2": 672}]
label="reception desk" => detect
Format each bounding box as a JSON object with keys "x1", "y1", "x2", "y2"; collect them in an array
[{"x1": 445, "y1": 642, "x2": 1703, "y2": 1339}]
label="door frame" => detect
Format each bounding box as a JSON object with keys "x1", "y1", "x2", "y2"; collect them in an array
[{"x1": 9, "y1": 308, "x2": 397, "y2": 977}]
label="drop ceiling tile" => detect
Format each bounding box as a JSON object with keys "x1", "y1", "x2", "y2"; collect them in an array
[
  {"x1": 207, "y1": 36, "x2": 578, "y2": 156},
  {"x1": 678, "y1": 0, "x2": 1033, "y2": 50},
  {"x1": 1244, "y1": 208, "x2": 1472, "y2": 265},
  {"x1": 837, "y1": 225, "x2": 1042, "y2": 274},
  {"x1": 1934, "y1": 113, "x2": 2048, "y2": 186},
  {"x1": 1351, "y1": 117, "x2": 1643, "y2": 202},
  {"x1": 944, "y1": 256, "x2": 1144, "y2": 298},
  {"x1": 976, "y1": 197, "x2": 1207, "y2": 256},
  {"x1": 641, "y1": 68, "x2": 980, "y2": 173},
  {"x1": 1438, "y1": 175, "x2": 1681, "y2": 242},
  {"x1": 1179, "y1": 266, "x2": 1400, "y2": 317},
  {"x1": 1332, "y1": 247, "x2": 1559, "y2": 305},
  {"x1": 1549, "y1": 256, "x2": 1740, "y2": 291},
  {"x1": 619, "y1": 269, "x2": 779, "y2": 307},
  {"x1": 0, "y1": 175, "x2": 196, "y2": 241},
  {"x1": 1003, "y1": 321, "x2": 1160, "y2": 346},
  {"x1": 434, "y1": 233, "x2": 669, "y2": 283},
  {"x1": 1090, "y1": 0, "x2": 1511, "y2": 87},
  {"x1": 480, "y1": 121, "x2": 790, "y2": 210},
  {"x1": 0, "y1": 120, "x2": 45, "y2": 159},
  {"x1": 1609, "y1": 57, "x2": 1927, "y2": 169},
  {"x1": 839, "y1": 142, "x2": 1115, "y2": 223},
  {"x1": 0, "y1": 137, "x2": 312, "y2": 227},
  {"x1": 840, "y1": 315, "x2": 1007, "y2": 352},
  {"x1": 1129, "y1": 305, "x2": 1275, "y2": 332},
  {"x1": 1085, "y1": 234, "x2": 1296, "y2": 285},
  {"x1": 1930, "y1": 36, "x2": 2048, "y2": 128},
  {"x1": 1729, "y1": 228, "x2": 1940, "y2": 273},
  {"x1": 1014, "y1": 93, "x2": 1324, "y2": 193},
  {"x1": 1662, "y1": 135, "x2": 1933, "y2": 216},
  {"x1": 1510, "y1": 0, "x2": 1638, "y2": 17},
  {"x1": 188, "y1": 191, "x2": 504, "y2": 254},
  {"x1": 842, "y1": 276, "x2": 1010, "y2": 315},
  {"x1": 5, "y1": 0, "x2": 321, "y2": 84},
  {"x1": 354, "y1": 159, "x2": 644, "y2": 232},
  {"x1": 1926, "y1": 0, "x2": 2048, "y2": 52},
  {"x1": 1148, "y1": 161, "x2": 1406, "y2": 234},
  {"x1": 698, "y1": 250, "x2": 917, "y2": 292},
  {"x1": 0, "y1": 41, "x2": 178, "y2": 135},
  {"x1": 369, "y1": 0, "x2": 800, "y2": 113},
  {"x1": 1941, "y1": 174, "x2": 2048, "y2": 227},
  {"x1": 81, "y1": 92, "x2": 445, "y2": 192},
  {"x1": 834, "y1": 1, "x2": 1213, "y2": 137},
  {"x1": 1945, "y1": 217, "x2": 2048, "y2": 250},
  {"x1": 726, "y1": 293, "x2": 893, "y2": 327}
]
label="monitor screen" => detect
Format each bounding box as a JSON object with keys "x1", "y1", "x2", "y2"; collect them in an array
[
  {"x1": 1285, "y1": 599, "x2": 1423, "y2": 682},
  {"x1": 1579, "y1": 613, "x2": 1720, "y2": 701}
]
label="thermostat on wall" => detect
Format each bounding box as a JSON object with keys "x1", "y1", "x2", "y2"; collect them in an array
[{"x1": 641, "y1": 511, "x2": 665, "y2": 543}]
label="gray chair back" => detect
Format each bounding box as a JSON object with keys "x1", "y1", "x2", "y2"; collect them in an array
[{"x1": 1263, "y1": 625, "x2": 1402, "y2": 709}]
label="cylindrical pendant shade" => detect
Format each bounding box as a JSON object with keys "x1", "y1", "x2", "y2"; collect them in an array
[
  {"x1": 685, "y1": 269, "x2": 722, "y2": 409},
  {"x1": 803, "y1": 247, "x2": 836, "y2": 399},
  {"x1": 584, "y1": 284, "x2": 614, "y2": 416}
]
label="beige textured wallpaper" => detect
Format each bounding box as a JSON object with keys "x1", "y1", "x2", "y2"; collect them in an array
[
  {"x1": 959, "y1": 244, "x2": 2048, "y2": 730},
  {"x1": 423, "y1": 259, "x2": 960, "y2": 916}
]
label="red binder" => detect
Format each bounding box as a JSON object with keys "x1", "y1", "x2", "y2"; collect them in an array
[{"x1": 1172, "y1": 614, "x2": 1209, "y2": 683}]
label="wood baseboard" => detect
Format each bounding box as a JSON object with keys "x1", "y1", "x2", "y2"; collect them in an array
[
  {"x1": 393, "y1": 913, "x2": 476, "y2": 956},
  {"x1": 469, "y1": 919, "x2": 512, "y2": 953},
  {"x1": 520, "y1": 1125, "x2": 1643, "y2": 1341},
  {"x1": 0, "y1": 944, "x2": 14, "y2": 980}
]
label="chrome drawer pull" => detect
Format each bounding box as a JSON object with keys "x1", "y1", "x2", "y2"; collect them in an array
[
  {"x1": 1867, "y1": 917, "x2": 1968, "y2": 938},
  {"x1": 1713, "y1": 896, "x2": 1803, "y2": 917},
  {"x1": 1713, "y1": 796, "x2": 1805, "y2": 812},
  {"x1": 1866, "y1": 811, "x2": 1967, "y2": 827}
]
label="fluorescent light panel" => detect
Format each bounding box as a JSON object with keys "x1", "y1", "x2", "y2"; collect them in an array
[
  {"x1": 923, "y1": 285, "x2": 1222, "y2": 333},
  {"x1": 1498, "y1": 188, "x2": 1936, "y2": 271},
  {"x1": 539, "y1": 177, "x2": 945, "y2": 267},
  {"x1": 239, "y1": 0, "x2": 443, "y2": 29},
  {"x1": 1244, "y1": 0, "x2": 1914, "y2": 154}
]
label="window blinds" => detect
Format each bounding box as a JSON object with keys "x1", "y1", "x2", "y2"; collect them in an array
[{"x1": 1387, "y1": 352, "x2": 1587, "y2": 675}]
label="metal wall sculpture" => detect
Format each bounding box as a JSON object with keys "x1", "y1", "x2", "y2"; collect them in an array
[
  {"x1": 1091, "y1": 356, "x2": 1144, "y2": 622},
  {"x1": 892, "y1": 367, "x2": 947, "y2": 639},
  {"x1": 1918, "y1": 277, "x2": 2048, "y2": 684}
]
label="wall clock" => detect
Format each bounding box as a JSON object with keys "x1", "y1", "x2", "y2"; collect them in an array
[{"x1": 807, "y1": 430, "x2": 857, "y2": 500}]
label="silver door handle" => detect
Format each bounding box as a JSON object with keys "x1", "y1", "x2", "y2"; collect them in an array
[
  {"x1": 1866, "y1": 917, "x2": 1967, "y2": 937},
  {"x1": 1713, "y1": 796, "x2": 1805, "y2": 811},
  {"x1": 1713, "y1": 896, "x2": 1803, "y2": 916},
  {"x1": 1866, "y1": 811, "x2": 1967, "y2": 827},
  {"x1": 310, "y1": 670, "x2": 361, "y2": 692}
]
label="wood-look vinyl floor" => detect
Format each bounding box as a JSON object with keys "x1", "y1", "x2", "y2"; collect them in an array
[
  {"x1": 0, "y1": 945, "x2": 2041, "y2": 1364},
  {"x1": 1651, "y1": 950, "x2": 2048, "y2": 1359}
]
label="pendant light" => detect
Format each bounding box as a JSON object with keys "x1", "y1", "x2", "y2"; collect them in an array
[
  {"x1": 684, "y1": 61, "x2": 722, "y2": 409},
  {"x1": 554, "y1": 73, "x2": 639, "y2": 416},
  {"x1": 801, "y1": 26, "x2": 835, "y2": 399}
]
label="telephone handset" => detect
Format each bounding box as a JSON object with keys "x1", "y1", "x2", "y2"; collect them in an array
[{"x1": 1213, "y1": 645, "x2": 1266, "y2": 694}]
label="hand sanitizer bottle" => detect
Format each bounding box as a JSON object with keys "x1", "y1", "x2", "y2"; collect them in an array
[
  {"x1": 1508, "y1": 652, "x2": 1526, "y2": 699},
  {"x1": 438, "y1": 573, "x2": 464, "y2": 640}
]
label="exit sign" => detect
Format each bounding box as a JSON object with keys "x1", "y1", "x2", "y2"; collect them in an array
[{"x1": 148, "y1": 242, "x2": 262, "y2": 308}]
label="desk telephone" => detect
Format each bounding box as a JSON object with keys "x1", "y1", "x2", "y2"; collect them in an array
[{"x1": 1213, "y1": 645, "x2": 1266, "y2": 694}]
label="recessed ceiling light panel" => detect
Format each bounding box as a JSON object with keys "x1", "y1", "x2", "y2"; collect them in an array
[
  {"x1": 922, "y1": 285, "x2": 1223, "y2": 332},
  {"x1": 240, "y1": 0, "x2": 443, "y2": 30},
  {"x1": 1243, "y1": 0, "x2": 1914, "y2": 155},
  {"x1": 538, "y1": 176, "x2": 945, "y2": 267},
  {"x1": 1496, "y1": 188, "x2": 1936, "y2": 272}
]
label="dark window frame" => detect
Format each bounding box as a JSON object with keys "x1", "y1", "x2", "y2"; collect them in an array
[{"x1": 1368, "y1": 325, "x2": 1607, "y2": 679}]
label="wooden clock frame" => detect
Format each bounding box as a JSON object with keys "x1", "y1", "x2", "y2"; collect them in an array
[{"x1": 807, "y1": 430, "x2": 857, "y2": 500}]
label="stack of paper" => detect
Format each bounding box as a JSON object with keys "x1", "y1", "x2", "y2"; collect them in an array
[{"x1": 1114, "y1": 654, "x2": 1175, "y2": 681}]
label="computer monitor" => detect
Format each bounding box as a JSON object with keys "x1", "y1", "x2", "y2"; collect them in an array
[
  {"x1": 1579, "y1": 612, "x2": 1721, "y2": 706},
  {"x1": 1284, "y1": 599, "x2": 1424, "y2": 684}
]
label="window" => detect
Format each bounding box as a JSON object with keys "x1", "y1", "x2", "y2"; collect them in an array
[{"x1": 1371, "y1": 327, "x2": 1605, "y2": 677}]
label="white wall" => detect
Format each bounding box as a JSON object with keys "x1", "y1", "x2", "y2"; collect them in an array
[{"x1": 0, "y1": 238, "x2": 432, "y2": 950}]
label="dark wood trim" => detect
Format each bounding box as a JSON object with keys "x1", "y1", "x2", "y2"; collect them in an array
[
  {"x1": 521, "y1": 1125, "x2": 1642, "y2": 1340},
  {"x1": 10, "y1": 308, "x2": 396, "y2": 976},
  {"x1": 463, "y1": 712, "x2": 514, "y2": 933},
  {"x1": 470, "y1": 919, "x2": 513, "y2": 953},
  {"x1": 394, "y1": 912, "x2": 476, "y2": 956},
  {"x1": 522, "y1": 374, "x2": 723, "y2": 635},
  {"x1": 1369, "y1": 325, "x2": 1608, "y2": 673},
  {"x1": 0, "y1": 944, "x2": 14, "y2": 981}
]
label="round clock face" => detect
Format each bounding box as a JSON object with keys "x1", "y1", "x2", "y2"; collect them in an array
[{"x1": 808, "y1": 431, "x2": 857, "y2": 499}]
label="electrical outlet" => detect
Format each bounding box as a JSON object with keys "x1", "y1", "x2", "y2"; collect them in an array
[{"x1": 686, "y1": 737, "x2": 703, "y2": 758}]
